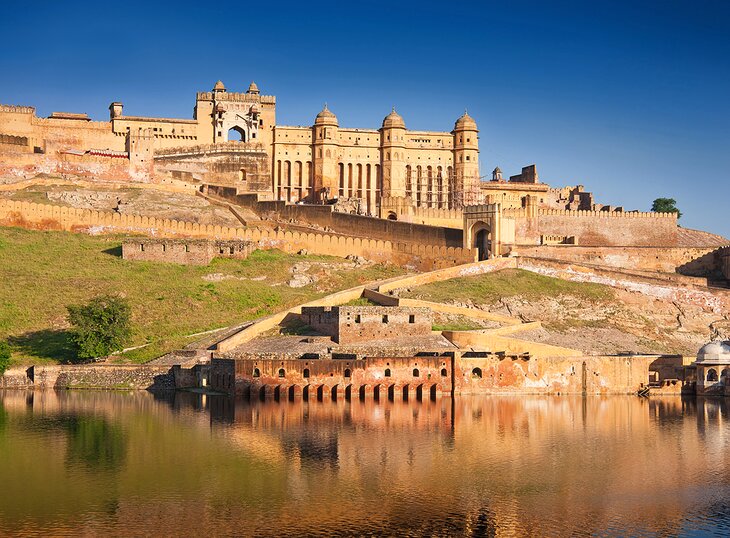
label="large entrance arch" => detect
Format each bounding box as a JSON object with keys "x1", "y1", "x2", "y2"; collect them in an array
[
  {"x1": 463, "y1": 204, "x2": 504, "y2": 260},
  {"x1": 228, "y1": 126, "x2": 246, "y2": 142}
]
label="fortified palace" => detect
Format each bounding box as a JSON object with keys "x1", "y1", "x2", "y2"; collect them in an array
[
  {"x1": 1, "y1": 79, "x2": 730, "y2": 398},
  {"x1": 0, "y1": 80, "x2": 727, "y2": 271}
]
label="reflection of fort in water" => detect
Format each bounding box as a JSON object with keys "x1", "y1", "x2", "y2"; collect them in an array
[{"x1": 3, "y1": 390, "x2": 730, "y2": 536}]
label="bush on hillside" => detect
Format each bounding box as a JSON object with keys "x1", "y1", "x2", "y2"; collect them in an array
[
  {"x1": 0, "y1": 342, "x2": 11, "y2": 375},
  {"x1": 67, "y1": 295, "x2": 132, "y2": 360}
]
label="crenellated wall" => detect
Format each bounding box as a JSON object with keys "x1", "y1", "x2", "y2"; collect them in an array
[
  {"x1": 529, "y1": 209, "x2": 679, "y2": 247},
  {"x1": 0, "y1": 199, "x2": 474, "y2": 270}
]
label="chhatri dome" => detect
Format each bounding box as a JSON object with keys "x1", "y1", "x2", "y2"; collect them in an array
[
  {"x1": 454, "y1": 111, "x2": 477, "y2": 130},
  {"x1": 213, "y1": 80, "x2": 226, "y2": 92},
  {"x1": 247, "y1": 81, "x2": 260, "y2": 95},
  {"x1": 696, "y1": 340, "x2": 730, "y2": 364},
  {"x1": 382, "y1": 107, "x2": 405, "y2": 129},
  {"x1": 314, "y1": 104, "x2": 338, "y2": 126}
]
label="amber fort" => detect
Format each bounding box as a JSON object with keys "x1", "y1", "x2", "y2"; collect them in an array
[{"x1": 1, "y1": 80, "x2": 729, "y2": 397}]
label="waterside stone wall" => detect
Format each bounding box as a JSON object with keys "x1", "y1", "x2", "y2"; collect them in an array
[{"x1": 1, "y1": 364, "x2": 175, "y2": 391}]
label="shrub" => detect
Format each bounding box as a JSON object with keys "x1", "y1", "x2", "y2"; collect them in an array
[
  {"x1": 67, "y1": 295, "x2": 132, "y2": 360},
  {"x1": 0, "y1": 341, "x2": 11, "y2": 375}
]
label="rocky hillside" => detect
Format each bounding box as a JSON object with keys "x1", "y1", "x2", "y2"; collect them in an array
[{"x1": 401, "y1": 269, "x2": 729, "y2": 356}]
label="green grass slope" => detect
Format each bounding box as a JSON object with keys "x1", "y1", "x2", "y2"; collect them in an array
[
  {"x1": 402, "y1": 268, "x2": 612, "y2": 304},
  {"x1": 0, "y1": 226, "x2": 403, "y2": 365}
]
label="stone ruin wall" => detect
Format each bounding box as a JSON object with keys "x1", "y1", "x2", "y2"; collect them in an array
[
  {"x1": 0, "y1": 199, "x2": 475, "y2": 271},
  {"x1": 301, "y1": 306, "x2": 433, "y2": 344},
  {"x1": 122, "y1": 238, "x2": 256, "y2": 265}
]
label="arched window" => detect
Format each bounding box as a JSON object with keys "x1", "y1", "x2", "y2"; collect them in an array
[
  {"x1": 344, "y1": 368, "x2": 351, "y2": 378},
  {"x1": 384, "y1": 368, "x2": 391, "y2": 378},
  {"x1": 707, "y1": 368, "x2": 718, "y2": 382},
  {"x1": 440, "y1": 368, "x2": 448, "y2": 377},
  {"x1": 278, "y1": 368, "x2": 286, "y2": 378},
  {"x1": 303, "y1": 368, "x2": 310, "y2": 378},
  {"x1": 412, "y1": 368, "x2": 420, "y2": 377},
  {"x1": 253, "y1": 368, "x2": 260, "y2": 378},
  {"x1": 472, "y1": 367, "x2": 482, "y2": 379},
  {"x1": 722, "y1": 369, "x2": 730, "y2": 385}
]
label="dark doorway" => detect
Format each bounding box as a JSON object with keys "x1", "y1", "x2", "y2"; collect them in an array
[{"x1": 475, "y1": 228, "x2": 490, "y2": 261}]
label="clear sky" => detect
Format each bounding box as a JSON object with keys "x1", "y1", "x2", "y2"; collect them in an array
[{"x1": 1, "y1": 0, "x2": 728, "y2": 236}]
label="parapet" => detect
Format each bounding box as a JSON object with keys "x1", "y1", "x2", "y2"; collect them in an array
[
  {"x1": 197, "y1": 91, "x2": 276, "y2": 105},
  {"x1": 48, "y1": 112, "x2": 91, "y2": 121},
  {"x1": 0, "y1": 104, "x2": 35, "y2": 114},
  {"x1": 537, "y1": 209, "x2": 678, "y2": 219}
]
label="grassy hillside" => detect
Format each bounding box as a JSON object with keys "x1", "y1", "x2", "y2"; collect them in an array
[
  {"x1": 402, "y1": 268, "x2": 612, "y2": 304},
  {"x1": 0, "y1": 226, "x2": 404, "y2": 365}
]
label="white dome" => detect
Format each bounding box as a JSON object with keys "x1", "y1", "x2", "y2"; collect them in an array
[{"x1": 696, "y1": 340, "x2": 730, "y2": 364}]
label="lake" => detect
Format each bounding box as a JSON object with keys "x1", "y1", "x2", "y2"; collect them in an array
[{"x1": 0, "y1": 391, "x2": 729, "y2": 537}]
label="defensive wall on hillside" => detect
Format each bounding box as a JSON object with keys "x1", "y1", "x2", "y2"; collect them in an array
[
  {"x1": 205, "y1": 184, "x2": 465, "y2": 248},
  {"x1": 206, "y1": 184, "x2": 683, "y2": 253},
  {"x1": 0, "y1": 199, "x2": 474, "y2": 270},
  {"x1": 513, "y1": 245, "x2": 725, "y2": 276}
]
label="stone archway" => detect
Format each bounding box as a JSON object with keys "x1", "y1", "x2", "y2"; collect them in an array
[
  {"x1": 228, "y1": 126, "x2": 246, "y2": 142},
  {"x1": 463, "y1": 204, "x2": 503, "y2": 260},
  {"x1": 470, "y1": 222, "x2": 491, "y2": 261}
]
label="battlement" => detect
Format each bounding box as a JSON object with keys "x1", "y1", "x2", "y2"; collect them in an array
[
  {"x1": 538, "y1": 209, "x2": 678, "y2": 219},
  {"x1": 196, "y1": 92, "x2": 276, "y2": 104},
  {"x1": 0, "y1": 105, "x2": 35, "y2": 114},
  {"x1": 117, "y1": 115, "x2": 197, "y2": 125},
  {"x1": 154, "y1": 142, "x2": 267, "y2": 158}
]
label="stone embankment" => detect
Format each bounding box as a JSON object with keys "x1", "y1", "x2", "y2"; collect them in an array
[{"x1": 1, "y1": 364, "x2": 175, "y2": 391}]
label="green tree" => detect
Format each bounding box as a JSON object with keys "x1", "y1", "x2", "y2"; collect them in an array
[
  {"x1": 0, "y1": 341, "x2": 11, "y2": 375},
  {"x1": 651, "y1": 198, "x2": 682, "y2": 218},
  {"x1": 67, "y1": 295, "x2": 132, "y2": 360}
]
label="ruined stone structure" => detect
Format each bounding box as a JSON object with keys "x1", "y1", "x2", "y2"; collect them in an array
[
  {"x1": 121, "y1": 238, "x2": 256, "y2": 265},
  {"x1": 301, "y1": 306, "x2": 432, "y2": 344},
  {"x1": 209, "y1": 302, "x2": 659, "y2": 399}
]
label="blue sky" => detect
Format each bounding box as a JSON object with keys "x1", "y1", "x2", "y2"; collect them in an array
[{"x1": 1, "y1": 0, "x2": 728, "y2": 236}]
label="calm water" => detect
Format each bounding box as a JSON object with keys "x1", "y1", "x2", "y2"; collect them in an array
[{"x1": 1, "y1": 392, "x2": 729, "y2": 537}]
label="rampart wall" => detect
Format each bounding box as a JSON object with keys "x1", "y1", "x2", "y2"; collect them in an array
[
  {"x1": 0, "y1": 199, "x2": 474, "y2": 271},
  {"x1": 526, "y1": 209, "x2": 679, "y2": 247},
  {"x1": 206, "y1": 185, "x2": 465, "y2": 248},
  {"x1": 513, "y1": 245, "x2": 723, "y2": 276}
]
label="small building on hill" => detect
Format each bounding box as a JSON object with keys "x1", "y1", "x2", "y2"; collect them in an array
[{"x1": 122, "y1": 238, "x2": 255, "y2": 265}]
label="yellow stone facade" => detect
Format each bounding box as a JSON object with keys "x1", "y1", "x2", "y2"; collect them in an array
[{"x1": 0, "y1": 81, "x2": 481, "y2": 215}]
